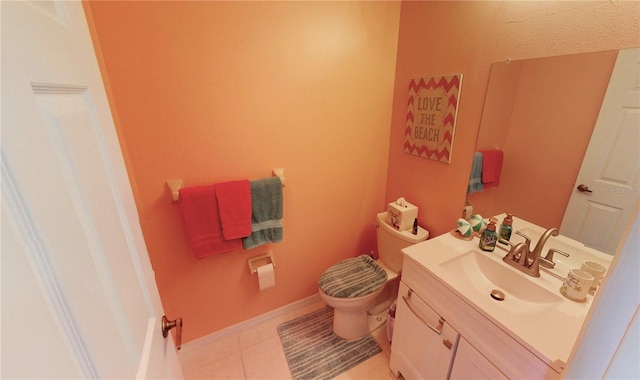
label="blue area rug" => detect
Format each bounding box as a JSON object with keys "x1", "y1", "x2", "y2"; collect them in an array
[{"x1": 277, "y1": 306, "x2": 382, "y2": 380}]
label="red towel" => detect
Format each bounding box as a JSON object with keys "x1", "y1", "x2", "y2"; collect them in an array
[
  {"x1": 481, "y1": 150, "x2": 504, "y2": 188},
  {"x1": 179, "y1": 185, "x2": 241, "y2": 258},
  {"x1": 214, "y1": 180, "x2": 252, "y2": 240}
]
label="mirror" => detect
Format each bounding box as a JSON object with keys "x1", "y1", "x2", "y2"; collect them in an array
[{"x1": 468, "y1": 50, "x2": 619, "y2": 231}]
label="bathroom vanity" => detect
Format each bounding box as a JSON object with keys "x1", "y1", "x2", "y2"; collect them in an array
[{"x1": 389, "y1": 215, "x2": 612, "y2": 379}]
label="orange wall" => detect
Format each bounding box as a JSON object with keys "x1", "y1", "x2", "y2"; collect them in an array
[
  {"x1": 388, "y1": 1, "x2": 639, "y2": 238},
  {"x1": 85, "y1": 0, "x2": 639, "y2": 343},
  {"x1": 85, "y1": 1, "x2": 401, "y2": 342}
]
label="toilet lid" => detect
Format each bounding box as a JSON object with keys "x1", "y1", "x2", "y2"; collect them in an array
[{"x1": 318, "y1": 255, "x2": 388, "y2": 298}]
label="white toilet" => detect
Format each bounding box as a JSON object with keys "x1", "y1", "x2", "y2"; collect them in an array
[{"x1": 318, "y1": 212, "x2": 428, "y2": 340}]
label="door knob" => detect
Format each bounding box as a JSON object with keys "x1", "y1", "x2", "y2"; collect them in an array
[
  {"x1": 162, "y1": 315, "x2": 183, "y2": 350},
  {"x1": 577, "y1": 184, "x2": 593, "y2": 193}
]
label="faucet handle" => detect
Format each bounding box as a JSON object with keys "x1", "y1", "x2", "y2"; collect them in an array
[
  {"x1": 540, "y1": 248, "x2": 569, "y2": 269},
  {"x1": 543, "y1": 248, "x2": 569, "y2": 262},
  {"x1": 512, "y1": 242, "x2": 530, "y2": 266},
  {"x1": 546, "y1": 248, "x2": 569, "y2": 258},
  {"x1": 539, "y1": 257, "x2": 556, "y2": 269},
  {"x1": 499, "y1": 238, "x2": 517, "y2": 248},
  {"x1": 514, "y1": 231, "x2": 531, "y2": 247}
]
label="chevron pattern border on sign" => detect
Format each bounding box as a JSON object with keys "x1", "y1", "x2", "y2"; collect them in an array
[{"x1": 404, "y1": 74, "x2": 462, "y2": 163}]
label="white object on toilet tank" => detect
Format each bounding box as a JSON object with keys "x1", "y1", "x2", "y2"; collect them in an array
[
  {"x1": 388, "y1": 197, "x2": 418, "y2": 231},
  {"x1": 376, "y1": 212, "x2": 428, "y2": 273}
]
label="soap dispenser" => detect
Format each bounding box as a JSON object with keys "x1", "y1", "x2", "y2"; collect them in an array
[
  {"x1": 499, "y1": 213, "x2": 514, "y2": 244},
  {"x1": 479, "y1": 218, "x2": 498, "y2": 252}
]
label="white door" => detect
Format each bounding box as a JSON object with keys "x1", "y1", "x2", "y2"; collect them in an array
[
  {"x1": 1, "y1": 1, "x2": 182, "y2": 378},
  {"x1": 561, "y1": 48, "x2": 640, "y2": 255}
]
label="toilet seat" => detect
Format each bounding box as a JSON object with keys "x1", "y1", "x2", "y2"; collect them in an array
[{"x1": 319, "y1": 255, "x2": 388, "y2": 298}]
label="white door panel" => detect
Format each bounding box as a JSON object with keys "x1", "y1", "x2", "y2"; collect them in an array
[
  {"x1": 1, "y1": 183, "x2": 87, "y2": 379},
  {"x1": 561, "y1": 48, "x2": 640, "y2": 255},
  {"x1": 34, "y1": 90, "x2": 150, "y2": 346},
  {"x1": 1, "y1": 1, "x2": 181, "y2": 378}
]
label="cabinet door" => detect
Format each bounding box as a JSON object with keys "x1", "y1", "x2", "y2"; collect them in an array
[
  {"x1": 390, "y1": 282, "x2": 459, "y2": 379},
  {"x1": 450, "y1": 337, "x2": 508, "y2": 380}
]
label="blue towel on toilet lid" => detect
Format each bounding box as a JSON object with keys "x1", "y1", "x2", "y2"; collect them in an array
[{"x1": 319, "y1": 255, "x2": 388, "y2": 298}]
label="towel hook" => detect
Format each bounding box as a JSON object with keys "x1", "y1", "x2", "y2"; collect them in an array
[
  {"x1": 272, "y1": 168, "x2": 285, "y2": 186},
  {"x1": 166, "y1": 179, "x2": 183, "y2": 202}
]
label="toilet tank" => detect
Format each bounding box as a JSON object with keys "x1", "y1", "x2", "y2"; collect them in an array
[{"x1": 376, "y1": 212, "x2": 429, "y2": 273}]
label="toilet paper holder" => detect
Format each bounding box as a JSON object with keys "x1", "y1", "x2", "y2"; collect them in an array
[{"x1": 248, "y1": 252, "x2": 276, "y2": 274}]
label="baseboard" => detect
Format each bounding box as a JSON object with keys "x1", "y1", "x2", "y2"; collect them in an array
[{"x1": 180, "y1": 293, "x2": 322, "y2": 352}]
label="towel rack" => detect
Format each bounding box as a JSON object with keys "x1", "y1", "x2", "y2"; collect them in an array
[{"x1": 167, "y1": 168, "x2": 285, "y2": 202}]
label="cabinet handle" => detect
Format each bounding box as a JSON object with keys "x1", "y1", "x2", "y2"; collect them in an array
[{"x1": 402, "y1": 295, "x2": 444, "y2": 335}]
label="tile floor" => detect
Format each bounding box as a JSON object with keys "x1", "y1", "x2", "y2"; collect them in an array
[{"x1": 178, "y1": 297, "x2": 397, "y2": 379}]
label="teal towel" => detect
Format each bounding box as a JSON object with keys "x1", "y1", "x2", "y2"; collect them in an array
[
  {"x1": 467, "y1": 152, "x2": 485, "y2": 194},
  {"x1": 242, "y1": 177, "x2": 283, "y2": 249}
]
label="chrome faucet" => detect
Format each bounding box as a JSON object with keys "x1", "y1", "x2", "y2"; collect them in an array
[{"x1": 502, "y1": 228, "x2": 559, "y2": 277}]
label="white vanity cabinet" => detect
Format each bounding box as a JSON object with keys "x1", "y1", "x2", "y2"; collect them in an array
[
  {"x1": 449, "y1": 338, "x2": 507, "y2": 379},
  {"x1": 389, "y1": 282, "x2": 460, "y2": 378},
  {"x1": 390, "y1": 255, "x2": 562, "y2": 379}
]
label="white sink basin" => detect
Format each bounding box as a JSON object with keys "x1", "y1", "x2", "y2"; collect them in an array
[
  {"x1": 402, "y1": 214, "x2": 599, "y2": 368},
  {"x1": 440, "y1": 250, "x2": 563, "y2": 313}
]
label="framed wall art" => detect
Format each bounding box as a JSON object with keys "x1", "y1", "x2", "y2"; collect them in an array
[{"x1": 404, "y1": 74, "x2": 462, "y2": 163}]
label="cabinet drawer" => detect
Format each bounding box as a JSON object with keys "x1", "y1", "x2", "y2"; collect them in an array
[{"x1": 389, "y1": 282, "x2": 459, "y2": 379}]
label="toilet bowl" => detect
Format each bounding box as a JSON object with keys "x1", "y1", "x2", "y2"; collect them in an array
[
  {"x1": 318, "y1": 212, "x2": 428, "y2": 340},
  {"x1": 319, "y1": 284, "x2": 385, "y2": 340}
]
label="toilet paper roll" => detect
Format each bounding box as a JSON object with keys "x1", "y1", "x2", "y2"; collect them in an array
[{"x1": 257, "y1": 263, "x2": 276, "y2": 291}]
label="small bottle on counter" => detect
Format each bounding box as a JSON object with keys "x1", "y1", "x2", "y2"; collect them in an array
[
  {"x1": 479, "y1": 218, "x2": 498, "y2": 252},
  {"x1": 499, "y1": 213, "x2": 514, "y2": 244},
  {"x1": 412, "y1": 218, "x2": 418, "y2": 235}
]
